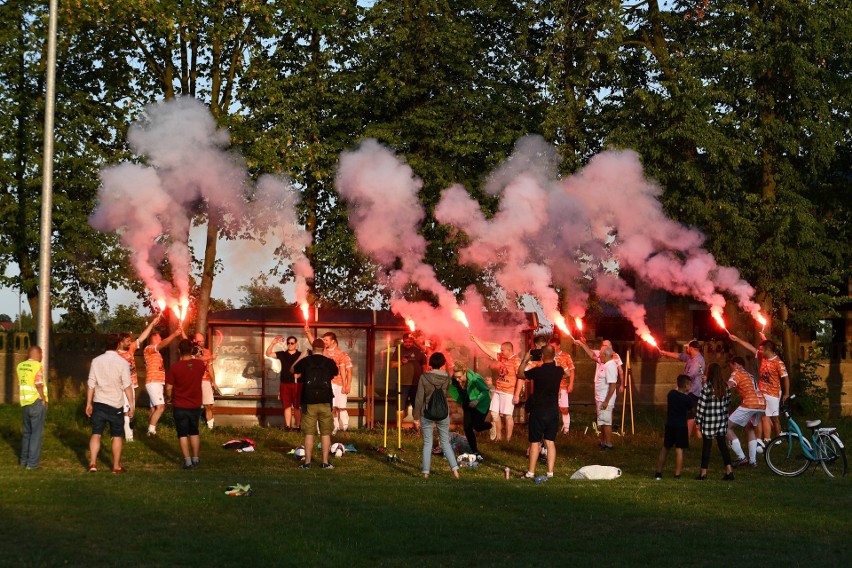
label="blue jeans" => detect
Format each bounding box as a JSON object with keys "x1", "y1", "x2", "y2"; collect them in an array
[
  {"x1": 420, "y1": 415, "x2": 458, "y2": 474},
  {"x1": 21, "y1": 399, "x2": 46, "y2": 468}
]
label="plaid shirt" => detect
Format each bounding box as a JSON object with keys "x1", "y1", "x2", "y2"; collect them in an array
[{"x1": 695, "y1": 381, "x2": 731, "y2": 437}]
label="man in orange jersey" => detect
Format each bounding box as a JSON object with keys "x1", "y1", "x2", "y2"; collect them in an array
[
  {"x1": 144, "y1": 324, "x2": 184, "y2": 436},
  {"x1": 726, "y1": 356, "x2": 766, "y2": 467},
  {"x1": 305, "y1": 326, "x2": 353, "y2": 434},
  {"x1": 192, "y1": 332, "x2": 221, "y2": 429},
  {"x1": 116, "y1": 316, "x2": 160, "y2": 441},
  {"x1": 729, "y1": 333, "x2": 789, "y2": 443},
  {"x1": 471, "y1": 334, "x2": 520, "y2": 442}
]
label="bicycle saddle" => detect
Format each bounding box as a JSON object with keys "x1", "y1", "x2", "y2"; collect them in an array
[{"x1": 805, "y1": 419, "x2": 821, "y2": 428}]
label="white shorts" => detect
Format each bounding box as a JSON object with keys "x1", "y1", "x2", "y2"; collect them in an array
[
  {"x1": 122, "y1": 386, "x2": 137, "y2": 412},
  {"x1": 729, "y1": 406, "x2": 763, "y2": 427},
  {"x1": 332, "y1": 383, "x2": 348, "y2": 409},
  {"x1": 597, "y1": 402, "x2": 615, "y2": 426},
  {"x1": 763, "y1": 395, "x2": 780, "y2": 417},
  {"x1": 202, "y1": 381, "x2": 215, "y2": 406},
  {"x1": 558, "y1": 389, "x2": 570, "y2": 409},
  {"x1": 146, "y1": 382, "x2": 165, "y2": 407},
  {"x1": 489, "y1": 391, "x2": 515, "y2": 416}
]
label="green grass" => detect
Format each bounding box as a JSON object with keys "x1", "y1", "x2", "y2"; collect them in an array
[{"x1": 0, "y1": 399, "x2": 850, "y2": 567}]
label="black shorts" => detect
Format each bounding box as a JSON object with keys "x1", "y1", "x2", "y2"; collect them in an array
[
  {"x1": 174, "y1": 407, "x2": 202, "y2": 438},
  {"x1": 686, "y1": 394, "x2": 699, "y2": 420},
  {"x1": 529, "y1": 409, "x2": 560, "y2": 443},
  {"x1": 91, "y1": 402, "x2": 125, "y2": 438},
  {"x1": 664, "y1": 425, "x2": 689, "y2": 449}
]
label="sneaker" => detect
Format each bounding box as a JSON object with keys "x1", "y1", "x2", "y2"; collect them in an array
[
  {"x1": 147, "y1": 430, "x2": 157, "y2": 437},
  {"x1": 112, "y1": 467, "x2": 128, "y2": 474},
  {"x1": 475, "y1": 454, "x2": 485, "y2": 463},
  {"x1": 25, "y1": 465, "x2": 41, "y2": 470},
  {"x1": 654, "y1": 472, "x2": 662, "y2": 480},
  {"x1": 522, "y1": 471, "x2": 535, "y2": 479},
  {"x1": 673, "y1": 474, "x2": 681, "y2": 479},
  {"x1": 489, "y1": 425, "x2": 497, "y2": 441},
  {"x1": 431, "y1": 447, "x2": 443, "y2": 455},
  {"x1": 749, "y1": 461, "x2": 758, "y2": 468},
  {"x1": 88, "y1": 464, "x2": 97, "y2": 473},
  {"x1": 695, "y1": 474, "x2": 707, "y2": 480},
  {"x1": 546, "y1": 471, "x2": 554, "y2": 478},
  {"x1": 182, "y1": 462, "x2": 194, "y2": 470},
  {"x1": 732, "y1": 457, "x2": 748, "y2": 468},
  {"x1": 298, "y1": 463, "x2": 312, "y2": 470},
  {"x1": 722, "y1": 472, "x2": 735, "y2": 481},
  {"x1": 225, "y1": 484, "x2": 252, "y2": 496},
  {"x1": 320, "y1": 463, "x2": 334, "y2": 470}
]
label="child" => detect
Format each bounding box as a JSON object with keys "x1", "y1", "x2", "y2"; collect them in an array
[
  {"x1": 695, "y1": 363, "x2": 734, "y2": 480},
  {"x1": 655, "y1": 375, "x2": 693, "y2": 480}
]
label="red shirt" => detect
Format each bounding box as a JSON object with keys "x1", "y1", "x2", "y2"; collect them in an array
[{"x1": 166, "y1": 359, "x2": 206, "y2": 409}]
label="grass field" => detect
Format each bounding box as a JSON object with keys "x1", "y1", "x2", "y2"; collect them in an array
[{"x1": 0, "y1": 399, "x2": 849, "y2": 567}]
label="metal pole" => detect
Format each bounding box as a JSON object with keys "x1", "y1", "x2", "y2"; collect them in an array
[{"x1": 37, "y1": 0, "x2": 59, "y2": 389}]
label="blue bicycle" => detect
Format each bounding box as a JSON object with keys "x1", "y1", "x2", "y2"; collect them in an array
[{"x1": 764, "y1": 395, "x2": 847, "y2": 478}]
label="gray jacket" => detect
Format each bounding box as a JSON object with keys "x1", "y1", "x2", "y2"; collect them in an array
[{"x1": 413, "y1": 370, "x2": 450, "y2": 420}]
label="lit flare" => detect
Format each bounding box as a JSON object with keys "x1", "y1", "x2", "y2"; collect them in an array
[
  {"x1": 300, "y1": 302, "x2": 310, "y2": 322},
  {"x1": 551, "y1": 313, "x2": 573, "y2": 337},
  {"x1": 453, "y1": 308, "x2": 470, "y2": 329},
  {"x1": 641, "y1": 333, "x2": 659, "y2": 348},
  {"x1": 405, "y1": 318, "x2": 416, "y2": 332},
  {"x1": 711, "y1": 311, "x2": 727, "y2": 330},
  {"x1": 574, "y1": 317, "x2": 584, "y2": 332},
  {"x1": 755, "y1": 312, "x2": 767, "y2": 329}
]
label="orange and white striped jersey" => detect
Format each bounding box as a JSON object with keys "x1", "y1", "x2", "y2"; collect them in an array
[
  {"x1": 194, "y1": 346, "x2": 214, "y2": 382},
  {"x1": 728, "y1": 368, "x2": 766, "y2": 410},
  {"x1": 144, "y1": 345, "x2": 165, "y2": 384},
  {"x1": 555, "y1": 351, "x2": 575, "y2": 391},
  {"x1": 117, "y1": 344, "x2": 138, "y2": 387},
  {"x1": 495, "y1": 353, "x2": 520, "y2": 394},
  {"x1": 325, "y1": 346, "x2": 353, "y2": 386},
  {"x1": 758, "y1": 355, "x2": 787, "y2": 398}
]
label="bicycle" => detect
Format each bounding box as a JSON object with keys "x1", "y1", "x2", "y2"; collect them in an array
[{"x1": 764, "y1": 395, "x2": 847, "y2": 478}]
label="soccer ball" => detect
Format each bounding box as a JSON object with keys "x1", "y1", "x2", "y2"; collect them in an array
[
  {"x1": 331, "y1": 443, "x2": 345, "y2": 458},
  {"x1": 294, "y1": 446, "x2": 306, "y2": 458},
  {"x1": 755, "y1": 440, "x2": 765, "y2": 454}
]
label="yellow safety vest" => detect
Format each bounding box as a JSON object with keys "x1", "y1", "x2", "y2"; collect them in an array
[{"x1": 18, "y1": 360, "x2": 47, "y2": 406}]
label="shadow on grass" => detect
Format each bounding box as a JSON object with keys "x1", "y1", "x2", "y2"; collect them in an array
[
  {"x1": 0, "y1": 421, "x2": 22, "y2": 462},
  {"x1": 138, "y1": 431, "x2": 183, "y2": 463},
  {"x1": 53, "y1": 423, "x2": 91, "y2": 468}
]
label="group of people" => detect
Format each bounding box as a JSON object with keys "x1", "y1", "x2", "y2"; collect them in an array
[
  {"x1": 655, "y1": 333, "x2": 789, "y2": 480},
  {"x1": 16, "y1": 316, "x2": 786, "y2": 480}
]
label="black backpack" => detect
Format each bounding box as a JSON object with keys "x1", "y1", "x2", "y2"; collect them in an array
[
  {"x1": 301, "y1": 356, "x2": 333, "y2": 404},
  {"x1": 424, "y1": 384, "x2": 449, "y2": 421}
]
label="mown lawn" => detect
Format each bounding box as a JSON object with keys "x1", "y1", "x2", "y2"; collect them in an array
[{"x1": 0, "y1": 400, "x2": 849, "y2": 567}]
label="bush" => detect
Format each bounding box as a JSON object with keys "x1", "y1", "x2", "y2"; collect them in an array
[{"x1": 793, "y1": 354, "x2": 828, "y2": 420}]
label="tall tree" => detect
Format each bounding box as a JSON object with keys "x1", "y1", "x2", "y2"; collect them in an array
[{"x1": 0, "y1": 1, "x2": 139, "y2": 325}]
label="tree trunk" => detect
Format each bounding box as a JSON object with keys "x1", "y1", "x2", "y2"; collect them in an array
[
  {"x1": 194, "y1": 217, "x2": 218, "y2": 336},
  {"x1": 780, "y1": 303, "x2": 798, "y2": 373}
]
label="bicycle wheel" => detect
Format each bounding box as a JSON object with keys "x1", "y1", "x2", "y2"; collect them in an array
[
  {"x1": 816, "y1": 434, "x2": 847, "y2": 478},
  {"x1": 765, "y1": 434, "x2": 811, "y2": 476}
]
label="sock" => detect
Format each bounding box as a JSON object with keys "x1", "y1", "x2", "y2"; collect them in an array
[
  {"x1": 148, "y1": 424, "x2": 156, "y2": 434},
  {"x1": 207, "y1": 418, "x2": 214, "y2": 429},
  {"x1": 339, "y1": 410, "x2": 350, "y2": 431},
  {"x1": 191, "y1": 456, "x2": 200, "y2": 465},
  {"x1": 730, "y1": 438, "x2": 745, "y2": 460},
  {"x1": 124, "y1": 416, "x2": 133, "y2": 439},
  {"x1": 184, "y1": 457, "x2": 192, "y2": 467},
  {"x1": 748, "y1": 439, "x2": 758, "y2": 463}
]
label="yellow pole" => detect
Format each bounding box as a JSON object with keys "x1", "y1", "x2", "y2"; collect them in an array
[
  {"x1": 397, "y1": 343, "x2": 402, "y2": 449},
  {"x1": 383, "y1": 338, "x2": 390, "y2": 448},
  {"x1": 628, "y1": 351, "x2": 635, "y2": 435},
  {"x1": 620, "y1": 349, "x2": 629, "y2": 435}
]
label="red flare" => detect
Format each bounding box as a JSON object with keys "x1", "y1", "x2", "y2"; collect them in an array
[
  {"x1": 712, "y1": 312, "x2": 727, "y2": 330},
  {"x1": 574, "y1": 317, "x2": 584, "y2": 332},
  {"x1": 552, "y1": 313, "x2": 572, "y2": 337},
  {"x1": 641, "y1": 333, "x2": 659, "y2": 348},
  {"x1": 300, "y1": 302, "x2": 310, "y2": 322},
  {"x1": 171, "y1": 304, "x2": 180, "y2": 320},
  {"x1": 755, "y1": 312, "x2": 767, "y2": 328},
  {"x1": 155, "y1": 298, "x2": 166, "y2": 313},
  {"x1": 405, "y1": 318, "x2": 416, "y2": 332},
  {"x1": 453, "y1": 308, "x2": 470, "y2": 329}
]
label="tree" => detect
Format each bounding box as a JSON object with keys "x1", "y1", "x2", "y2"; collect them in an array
[
  {"x1": 99, "y1": 303, "x2": 149, "y2": 334},
  {"x1": 55, "y1": 305, "x2": 97, "y2": 333},
  {"x1": 239, "y1": 279, "x2": 290, "y2": 308},
  {"x1": 0, "y1": 1, "x2": 139, "y2": 326}
]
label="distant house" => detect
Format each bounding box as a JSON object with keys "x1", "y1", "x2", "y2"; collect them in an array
[{"x1": 0, "y1": 322, "x2": 13, "y2": 331}]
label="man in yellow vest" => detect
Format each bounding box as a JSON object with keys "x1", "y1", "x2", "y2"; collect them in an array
[{"x1": 18, "y1": 345, "x2": 47, "y2": 469}]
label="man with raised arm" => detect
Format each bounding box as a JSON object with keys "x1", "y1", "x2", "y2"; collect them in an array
[
  {"x1": 116, "y1": 316, "x2": 160, "y2": 441},
  {"x1": 266, "y1": 335, "x2": 305, "y2": 430},
  {"x1": 729, "y1": 333, "x2": 789, "y2": 443},
  {"x1": 144, "y1": 324, "x2": 183, "y2": 437},
  {"x1": 192, "y1": 332, "x2": 221, "y2": 430},
  {"x1": 470, "y1": 333, "x2": 520, "y2": 442},
  {"x1": 515, "y1": 345, "x2": 563, "y2": 479}
]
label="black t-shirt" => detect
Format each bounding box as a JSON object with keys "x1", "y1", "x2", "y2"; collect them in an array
[
  {"x1": 523, "y1": 362, "x2": 563, "y2": 414},
  {"x1": 392, "y1": 345, "x2": 427, "y2": 386},
  {"x1": 275, "y1": 350, "x2": 303, "y2": 384},
  {"x1": 666, "y1": 390, "x2": 693, "y2": 427},
  {"x1": 293, "y1": 354, "x2": 338, "y2": 404}
]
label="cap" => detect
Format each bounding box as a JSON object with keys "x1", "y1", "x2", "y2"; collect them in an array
[
  {"x1": 402, "y1": 333, "x2": 415, "y2": 340},
  {"x1": 311, "y1": 338, "x2": 325, "y2": 349}
]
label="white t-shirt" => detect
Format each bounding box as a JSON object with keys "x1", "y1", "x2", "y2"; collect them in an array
[
  {"x1": 88, "y1": 350, "x2": 132, "y2": 408},
  {"x1": 593, "y1": 349, "x2": 623, "y2": 375},
  {"x1": 595, "y1": 359, "x2": 619, "y2": 404}
]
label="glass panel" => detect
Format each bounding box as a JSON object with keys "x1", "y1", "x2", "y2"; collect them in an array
[{"x1": 210, "y1": 326, "x2": 264, "y2": 396}]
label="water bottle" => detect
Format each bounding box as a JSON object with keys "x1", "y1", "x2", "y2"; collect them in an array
[
  {"x1": 504, "y1": 467, "x2": 511, "y2": 480},
  {"x1": 534, "y1": 475, "x2": 548, "y2": 484}
]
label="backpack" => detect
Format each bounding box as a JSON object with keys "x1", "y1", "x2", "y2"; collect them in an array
[
  {"x1": 424, "y1": 384, "x2": 449, "y2": 421},
  {"x1": 301, "y1": 356, "x2": 333, "y2": 404}
]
